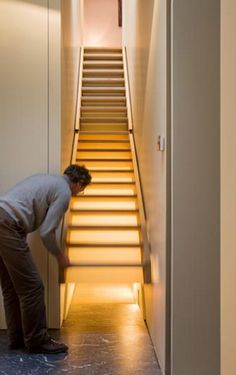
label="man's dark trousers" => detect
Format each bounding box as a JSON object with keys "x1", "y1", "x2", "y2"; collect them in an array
[{"x1": 0, "y1": 208, "x2": 49, "y2": 348}]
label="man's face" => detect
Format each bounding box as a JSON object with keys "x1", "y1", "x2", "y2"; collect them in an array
[{"x1": 71, "y1": 182, "x2": 85, "y2": 196}]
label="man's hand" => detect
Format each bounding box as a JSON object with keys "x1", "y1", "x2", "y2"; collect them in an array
[{"x1": 56, "y1": 252, "x2": 71, "y2": 268}]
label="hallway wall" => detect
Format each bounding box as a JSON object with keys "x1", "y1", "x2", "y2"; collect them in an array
[
  {"x1": 0, "y1": 0, "x2": 61, "y2": 328},
  {"x1": 171, "y1": 0, "x2": 220, "y2": 374},
  {"x1": 221, "y1": 1, "x2": 236, "y2": 374},
  {"x1": 83, "y1": 0, "x2": 122, "y2": 47},
  {"x1": 123, "y1": 1, "x2": 220, "y2": 374},
  {"x1": 123, "y1": 0, "x2": 167, "y2": 372}
]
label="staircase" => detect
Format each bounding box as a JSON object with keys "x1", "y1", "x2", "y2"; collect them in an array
[{"x1": 65, "y1": 47, "x2": 146, "y2": 284}]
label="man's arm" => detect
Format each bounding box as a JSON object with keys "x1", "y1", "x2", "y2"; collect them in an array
[{"x1": 39, "y1": 193, "x2": 71, "y2": 267}]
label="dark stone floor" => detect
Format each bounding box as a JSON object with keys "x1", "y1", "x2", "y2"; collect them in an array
[{"x1": 0, "y1": 299, "x2": 162, "y2": 374}]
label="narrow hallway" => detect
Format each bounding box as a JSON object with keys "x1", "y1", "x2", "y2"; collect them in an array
[{"x1": 0, "y1": 285, "x2": 161, "y2": 374}]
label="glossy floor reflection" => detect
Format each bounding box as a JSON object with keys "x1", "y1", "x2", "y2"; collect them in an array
[{"x1": 0, "y1": 290, "x2": 162, "y2": 374}]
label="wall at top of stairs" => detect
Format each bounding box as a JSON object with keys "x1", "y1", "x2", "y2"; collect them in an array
[{"x1": 83, "y1": 0, "x2": 122, "y2": 47}]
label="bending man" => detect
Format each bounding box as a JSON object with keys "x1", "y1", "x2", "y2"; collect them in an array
[{"x1": 0, "y1": 165, "x2": 91, "y2": 354}]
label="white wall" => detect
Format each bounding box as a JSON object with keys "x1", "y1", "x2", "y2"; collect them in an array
[
  {"x1": 123, "y1": 1, "x2": 220, "y2": 374},
  {"x1": 171, "y1": 0, "x2": 220, "y2": 374},
  {"x1": 123, "y1": 0, "x2": 167, "y2": 372},
  {"x1": 84, "y1": 0, "x2": 121, "y2": 47},
  {"x1": 61, "y1": 0, "x2": 84, "y2": 172},
  {"x1": 0, "y1": 0, "x2": 61, "y2": 328},
  {"x1": 221, "y1": 1, "x2": 236, "y2": 374}
]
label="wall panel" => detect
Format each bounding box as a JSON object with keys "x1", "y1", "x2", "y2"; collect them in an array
[
  {"x1": 221, "y1": 1, "x2": 236, "y2": 374},
  {"x1": 171, "y1": 0, "x2": 220, "y2": 374},
  {"x1": 123, "y1": 0, "x2": 167, "y2": 372},
  {"x1": 0, "y1": 0, "x2": 61, "y2": 329}
]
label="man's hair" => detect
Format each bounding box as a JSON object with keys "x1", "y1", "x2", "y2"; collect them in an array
[{"x1": 63, "y1": 165, "x2": 91, "y2": 187}]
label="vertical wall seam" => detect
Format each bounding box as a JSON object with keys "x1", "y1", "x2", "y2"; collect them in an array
[{"x1": 47, "y1": 0, "x2": 50, "y2": 322}]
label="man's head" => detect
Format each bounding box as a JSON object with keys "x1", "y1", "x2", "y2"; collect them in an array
[{"x1": 63, "y1": 165, "x2": 91, "y2": 196}]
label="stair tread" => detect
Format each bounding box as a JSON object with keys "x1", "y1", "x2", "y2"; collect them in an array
[
  {"x1": 68, "y1": 263, "x2": 143, "y2": 267},
  {"x1": 84, "y1": 54, "x2": 123, "y2": 60},
  {"x1": 82, "y1": 78, "x2": 124, "y2": 82},
  {"x1": 83, "y1": 61, "x2": 123, "y2": 64},
  {"x1": 68, "y1": 225, "x2": 141, "y2": 229},
  {"x1": 70, "y1": 208, "x2": 139, "y2": 212},
  {"x1": 78, "y1": 139, "x2": 129, "y2": 143},
  {"x1": 89, "y1": 181, "x2": 135, "y2": 185},
  {"x1": 80, "y1": 117, "x2": 128, "y2": 122},
  {"x1": 77, "y1": 158, "x2": 132, "y2": 161},
  {"x1": 73, "y1": 194, "x2": 137, "y2": 198},
  {"x1": 77, "y1": 148, "x2": 130, "y2": 151},
  {"x1": 67, "y1": 242, "x2": 141, "y2": 248},
  {"x1": 84, "y1": 47, "x2": 122, "y2": 52},
  {"x1": 83, "y1": 69, "x2": 124, "y2": 74},
  {"x1": 78, "y1": 132, "x2": 129, "y2": 135},
  {"x1": 81, "y1": 107, "x2": 127, "y2": 111},
  {"x1": 81, "y1": 96, "x2": 126, "y2": 100}
]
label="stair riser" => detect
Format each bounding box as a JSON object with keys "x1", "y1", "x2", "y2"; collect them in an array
[
  {"x1": 68, "y1": 247, "x2": 142, "y2": 264},
  {"x1": 70, "y1": 212, "x2": 139, "y2": 226},
  {"x1": 66, "y1": 268, "x2": 143, "y2": 283},
  {"x1": 71, "y1": 196, "x2": 138, "y2": 211},
  {"x1": 80, "y1": 125, "x2": 128, "y2": 132},
  {"x1": 81, "y1": 113, "x2": 127, "y2": 118},
  {"x1": 84, "y1": 48, "x2": 122, "y2": 54},
  {"x1": 83, "y1": 63, "x2": 123, "y2": 70},
  {"x1": 78, "y1": 133, "x2": 129, "y2": 141},
  {"x1": 84, "y1": 55, "x2": 123, "y2": 61},
  {"x1": 76, "y1": 160, "x2": 133, "y2": 170},
  {"x1": 83, "y1": 71, "x2": 124, "y2": 78},
  {"x1": 77, "y1": 150, "x2": 131, "y2": 158},
  {"x1": 68, "y1": 229, "x2": 140, "y2": 245}
]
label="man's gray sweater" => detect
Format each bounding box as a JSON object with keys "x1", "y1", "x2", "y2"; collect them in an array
[{"x1": 0, "y1": 174, "x2": 71, "y2": 255}]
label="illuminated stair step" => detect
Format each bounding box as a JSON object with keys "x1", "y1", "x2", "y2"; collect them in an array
[
  {"x1": 81, "y1": 185, "x2": 136, "y2": 196},
  {"x1": 70, "y1": 208, "x2": 139, "y2": 213},
  {"x1": 84, "y1": 54, "x2": 123, "y2": 61},
  {"x1": 70, "y1": 196, "x2": 138, "y2": 210},
  {"x1": 69, "y1": 212, "x2": 139, "y2": 226},
  {"x1": 77, "y1": 150, "x2": 131, "y2": 159},
  {"x1": 78, "y1": 133, "x2": 129, "y2": 141},
  {"x1": 77, "y1": 142, "x2": 130, "y2": 150},
  {"x1": 78, "y1": 148, "x2": 131, "y2": 154},
  {"x1": 83, "y1": 70, "x2": 124, "y2": 78},
  {"x1": 82, "y1": 79, "x2": 125, "y2": 87},
  {"x1": 82, "y1": 87, "x2": 125, "y2": 94},
  {"x1": 81, "y1": 106, "x2": 127, "y2": 112},
  {"x1": 80, "y1": 117, "x2": 128, "y2": 123},
  {"x1": 81, "y1": 108, "x2": 127, "y2": 118},
  {"x1": 84, "y1": 48, "x2": 122, "y2": 54},
  {"x1": 80, "y1": 124, "x2": 128, "y2": 131},
  {"x1": 66, "y1": 267, "x2": 143, "y2": 283},
  {"x1": 90, "y1": 171, "x2": 135, "y2": 182},
  {"x1": 77, "y1": 160, "x2": 133, "y2": 170},
  {"x1": 77, "y1": 156, "x2": 132, "y2": 161},
  {"x1": 82, "y1": 90, "x2": 125, "y2": 97},
  {"x1": 83, "y1": 62, "x2": 123, "y2": 69},
  {"x1": 84, "y1": 52, "x2": 123, "y2": 61},
  {"x1": 68, "y1": 246, "x2": 142, "y2": 264},
  {"x1": 81, "y1": 111, "x2": 127, "y2": 118},
  {"x1": 81, "y1": 97, "x2": 126, "y2": 106},
  {"x1": 68, "y1": 228, "x2": 140, "y2": 245}
]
